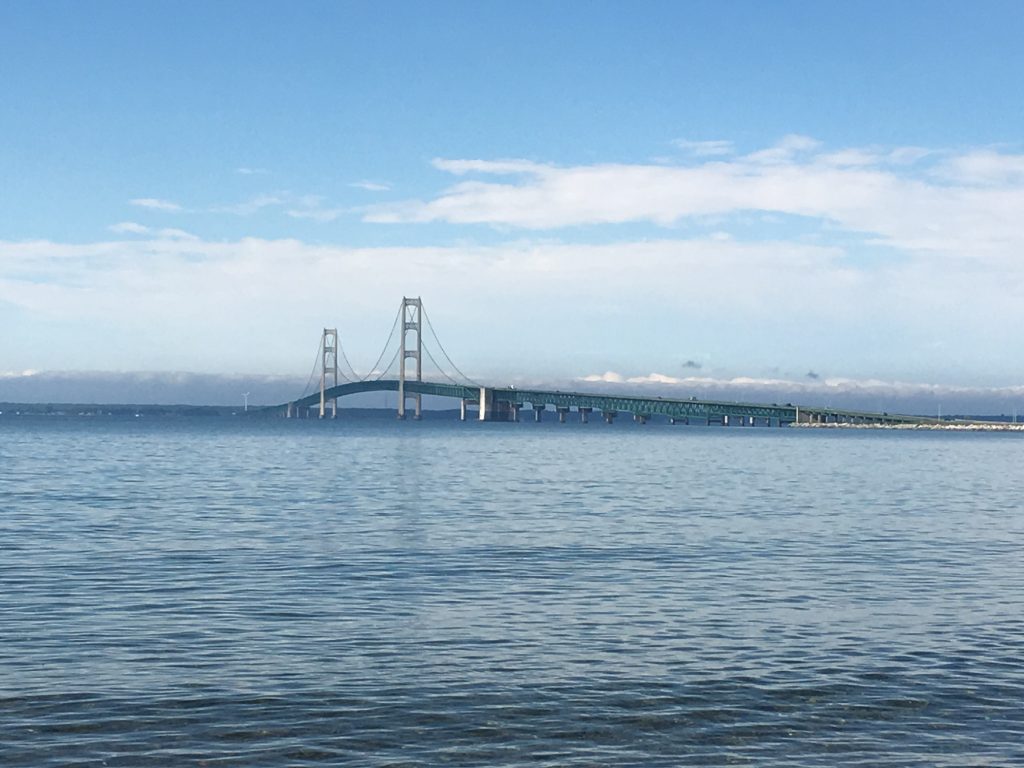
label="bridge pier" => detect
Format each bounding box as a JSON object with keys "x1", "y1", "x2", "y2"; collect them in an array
[
  {"x1": 603, "y1": 410, "x2": 617, "y2": 424},
  {"x1": 286, "y1": 402, "x2": 294, "y2": 418},
  {"x1": 476, "y1": 388, "x2": 516, "y2": 421},
  {"x1": 634, "y1": 413, "x2": 648, "y2": 425},
  {"x1": 670, "y1": 416, "x2": 689, "y2": 425},
  {"x1": 533, "y1": 405, "x2": 545, "y2": 422},
  {"x1": 557, "y1": 407, "x2": 569, "y2": 423},
  {"x1": 460, "y1": 398, "x2": 467, "y2": 421},
  {"x1": 579, "y1": 407, "x2": 592, "y2": 424},
  {"x1": 478, "y1": 387, "x2": 493, "y2": 421}
]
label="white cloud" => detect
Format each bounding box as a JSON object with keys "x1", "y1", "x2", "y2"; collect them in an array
[
  {"x1": 213, "y1": 194, "x2": 285, "y2": 216},
  {"x1": 581, "y1": 371, "x2": 625, "y2": 383},
  {"x1": 108, "y1": 221, "x2": 151, "y2": 235},
  {"x1": 107, "y1": 223, "x2": 197, "y2": 240},
  {"x1": 236, "y1": 167, "x2": 269, "y2": 175},
  {"x1": 673, "y1": 138, "x2": 735, "y2": 156},
  {"x1": 2, "y1": 232, "x2": 1022, "y2": 383},
  {"x1": 156, "y1": 228, "x2": 199, "y2": 241},
  {"x1": 283, "y1": 195, "x2": 348, "y2": 222},
  {"x1": 572, "y1": 371, "x2": 1024, "y2": 413},
  {"x1": 349, "y1": 180, "x2": 391, "y2": 192},
  {"x1": 366, "y1": 139, "x2": 1024, "y2": 266},
  {"x1": 129, "y1": 198, "x2": 182, "y2": 212},
  {"x1": 938, "y1": 150, "x2": 1024, "y2": 186},
  {"x1": 432, "y1": 158, "x2": 550, "y2": 176},
  {"x1": 743, "y1": 134, "x2": 822, "y2": 164},
  {"x1": 286, "y1": 207, "x2": 346, "y2": 222}
]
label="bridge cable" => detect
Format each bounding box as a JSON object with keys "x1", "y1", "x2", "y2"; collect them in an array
[
  {"x1": 360, "y1": 305, "x2": 402, "y2": 382},
  {"x1": 372, "y1": 346, "x2": 402, "y2": 381},
  {"x1": 420, "y1": 306, "x2": 482, "y2": 387},
  {"x1": 421, "y1": 343, "x2": 466, "y2": 387},
  {"x1": 334, "y1": 335, "x2": 361, "y2": 382},
  {"x1": 299, "y1": 338, "x2": 324, "y2": 399}
]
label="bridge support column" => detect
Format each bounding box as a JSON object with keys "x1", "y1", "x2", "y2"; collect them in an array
[
  {"x1": 460, "y1": 398, "x2": 467, "y2": 421},
  {"x1": 670, "y1": 417, "x2": 689, "y2": 425},
  {"x1": 603, "y1": 410, "x2": 617, "y2": 424},
  {"x1": 579, "y1": 407, "x2": 592, "y2": 424},
  {"x1": 398, "y1": 297, "x2": 423, "y2": 421},
  {"x1": 478, "y1": 387, "x2": 494, "y2": 421},
  {"x1": 286, "y1": 402, "x2": 294, "y2": 419},
  {"x1": 634, "y1": 413, "x2": 648, "y2": 425},
  {"x1": 557, "y1": 407, "x2": 569, "y2": 423},
  {"x1": 509, "y1": 403, "x2": 519, "y2": 422},
  {"x1": 320, "y1": 328, "x2": 339, "y2": 419},
  {"x1": 533, "y1": 405, "x2": 545, "y2": 422}
]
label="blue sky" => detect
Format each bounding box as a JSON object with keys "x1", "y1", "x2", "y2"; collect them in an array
[{"x1": 2, "y1": 1, "x2": 1024, "y2": 405}]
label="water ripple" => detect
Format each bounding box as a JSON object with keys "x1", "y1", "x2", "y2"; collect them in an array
[{"x1": 1, "y1": 419, "x2": 1022, "y2": 765}]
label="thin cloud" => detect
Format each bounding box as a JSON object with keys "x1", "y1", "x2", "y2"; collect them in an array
[
  {"x1": 156, "y1": 228, "x2": 199, "y2": 241},
  {"x1": 108, "y1": 222, "x2": 150, "y2": 235},
  {"x1": 743, "y1": 133, "x2": 821, "y2": 164},
  {"x1": 236, "y1": 167, "x2": 269, "y2": 176},
  {"x1": 2, "y1": 234, "x2": 1023, "y2": 384},
  {"x1": 673, "y1": 138, "x2": 734, "y2": 157},
  {"x1": 106, "y1": 222, "x2": 196, "y2": 240},
  {"x1": 213, "y1": 194, "x2": 285, "y2": 216},
  {"x1": 349, "y1": 180, "x2": 391, "y2": 192},
  {"x1": 575, "y1": 371, "x2": 1024, "y2": 414},
  {"x1": 432, "y1": 158, "x2": 550, "y2": 176},
  {"x1": 286, "y1": 207, "x2": 346, "y2": 222},
  {"x1": 129, "y1": 198, "x2": 182, "y2": 212},
  {"x1": 365, "y1": 139, "x2": 1024, "y2": 266}
]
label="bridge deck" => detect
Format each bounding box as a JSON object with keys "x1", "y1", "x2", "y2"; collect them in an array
[{"x1": 284, "y1": 379, "x2": 933, "y2": 425}]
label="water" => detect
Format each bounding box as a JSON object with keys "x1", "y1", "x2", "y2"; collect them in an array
[{"x1": 1, "y1": 416, "x2": 1022, "y2": 766}]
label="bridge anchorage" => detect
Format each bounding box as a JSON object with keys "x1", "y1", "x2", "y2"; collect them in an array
[{"x1": 280, "y1": 297, "x2": 939, "y2": 428}]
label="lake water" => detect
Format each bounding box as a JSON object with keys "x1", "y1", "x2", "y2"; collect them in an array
[{"x1": 1, "y1": 416, "x2": 1022, "y2": 766}]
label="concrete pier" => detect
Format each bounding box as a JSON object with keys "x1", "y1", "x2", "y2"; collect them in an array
[
  {"x1": 579, "y1": 407, "x2": 592, "y2": 424},
  {"x1": 533, "y1": 405, "x2": 545, "y2": 422}
]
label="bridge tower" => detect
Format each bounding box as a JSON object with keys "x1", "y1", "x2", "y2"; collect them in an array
[
  {"x1": 320, "y1": 327, "x2": 339, "y2": 419},
  {"x1": 398, "y1": 297, "x2": 423, "y2": 419}
]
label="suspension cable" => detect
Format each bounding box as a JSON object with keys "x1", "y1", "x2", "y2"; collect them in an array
[
  {"x1": 421, "y1": 306, "x2": 481, "y2": 387},
  {"x1": 360, "y1": 305, "x2": 402, "y2": 382},
  {"x1": 372, "y1": 346, "x2": 401, "y2": 381},
  {"x1": 421, "y1": 343, "x2": 464, "y2": 386},
  {"x1": 300, "y1": 338, "x2": 324, "y2": 398},
  {"x1": 336, "y1": 336, "x2": 361, "y2": 381}
]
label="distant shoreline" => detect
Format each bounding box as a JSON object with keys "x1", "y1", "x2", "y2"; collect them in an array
[
  {"x1": 793, "y1": 421, "x2": 1024, "y2": 432},
  {"x1": 2, "y1": 401, "x2": 1021, "y2": 428}
]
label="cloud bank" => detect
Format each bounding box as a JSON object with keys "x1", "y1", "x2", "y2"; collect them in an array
[{"x1": 365, "y1": 137, "x2": 1024, "y2": 266}]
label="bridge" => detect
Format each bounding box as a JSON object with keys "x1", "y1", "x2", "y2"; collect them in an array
[{"x1": 276, "y1": 297, "x2": 936, "y2": 427}]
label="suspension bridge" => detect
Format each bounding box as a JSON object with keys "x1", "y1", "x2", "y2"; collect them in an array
[{"x1": 276, "y1": 297, "x2": 936, "y2": 427}]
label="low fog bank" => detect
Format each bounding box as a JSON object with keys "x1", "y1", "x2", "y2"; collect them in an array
[
  {"x1": 0, "y1": 371, "x2": 312, "y2": 408},
  {"x1": 563, "y1": 377, "x2": 1024, "y2": 419},
  {"x1": 3, "y1": 370, "x2": 1023, "y2": 418}
]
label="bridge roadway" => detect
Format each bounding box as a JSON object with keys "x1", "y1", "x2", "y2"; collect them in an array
[{"x1": 284, "y1": 379, "x2": 934, "y2": 426}]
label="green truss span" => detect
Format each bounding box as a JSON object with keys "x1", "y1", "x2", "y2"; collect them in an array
[{"x1": 283, "y1": 379, "x2": 932, "y2": 425}]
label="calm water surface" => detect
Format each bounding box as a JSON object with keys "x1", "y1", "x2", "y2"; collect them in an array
[{"x1": 1, "y1": 416, "x2": 1022, "y2": 766}]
